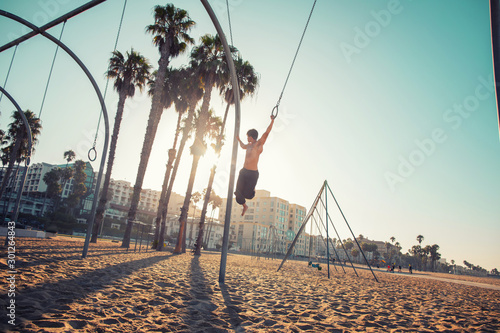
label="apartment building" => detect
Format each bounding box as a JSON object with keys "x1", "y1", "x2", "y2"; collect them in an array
[
  {"x1": 0, "y1": 161, "x2": 95, "y2": 217},
  {"x1": 163, "y1": 215, "x2": 224, "y2": 250},
  {"x1": 0, "y1": 161, "x2": 187, "y2": 226},
  {"x1": 218, "y1": 190, "x2": 308, "y2": 255}
]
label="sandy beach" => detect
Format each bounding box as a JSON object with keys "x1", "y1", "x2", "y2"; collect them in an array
[{"x1": 1, "y1": 237, "x2": 499, "y2": 332}]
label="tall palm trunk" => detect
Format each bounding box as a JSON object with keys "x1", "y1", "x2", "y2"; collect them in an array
[
  {"x1": 91, "y1": 91, "x2": 127, "y2": 243},
  {"x1": 156, "y1": 104, "x2": 196, "y2": 251},
  {"x1": 193, "y1": 102, "x2": 229, "y2": 255},
  {"x1": 173, "y1": 80, "x2": 212, "y2": 254},
  {"x1": 153, "y1": 111, "x2": 182, "y2": 245},
  {"x1": 122, "y1": 45, "x2": 171, "y2": 248},
  {"x1": 173, "y1": 154, "x2": 201, "y2": 254}
]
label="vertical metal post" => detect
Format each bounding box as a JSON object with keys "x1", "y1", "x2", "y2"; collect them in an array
[
  {"x1": 251, "y1": 227, "x2": 255, "y2": 256},
  {"x1": 0, "y1": 3, "x2": 109, "y2": 261},
  {"x1": 199, "y1": 0, "x2": 241, "y2": 284},
  {"x1": 134, "y1": 222, "x2": 139, "y2": 253},
  {"x1": 325, "y1": 181, "x2": 330, "y2": 278},
  {"x1": 12, "y1": 164, "x2": 29, "y2": 223},
  {"x1": 139, "y1": 223, "x2": 144, "y2": 253},
  {"x1": 325, "y1": 182, "x2": 379, "y2": 282}
]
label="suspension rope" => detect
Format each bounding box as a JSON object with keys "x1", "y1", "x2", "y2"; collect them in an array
[
  {"x1": 89, "y1": 0, "x2": 128, "y2": 161},
  {"x1": 0, "y1": 44, "x2": 18, "y2": 104},
  {"x1": 225, "y1": 0, "x2": 234, "y2": 46},
  {"x1": 39, "y1": 20, "x2": 66, "y2": 118},
  {"x1": 271, "y1": 0, "x2": 317, "y2": 118}
]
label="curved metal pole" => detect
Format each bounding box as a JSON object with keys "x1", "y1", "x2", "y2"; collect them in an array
[
  {"x1": 0, "y1": 1, "x2": 106, "y2": 53},
  {"x1": 0, "y1": 11, "x2": 110, "y2": 259},
  {"x1": 490, "y1": 0, "x2": 500, "y2": 138},
  {"x1": 0, "y1": 86, "x2": 32, "y2": 233},
  {"x1": 0, "y1": 86, "x2": 33, "y2": 163},
  {"x1": 199, "y1": 0, "x2": 241, "y2": 284}
]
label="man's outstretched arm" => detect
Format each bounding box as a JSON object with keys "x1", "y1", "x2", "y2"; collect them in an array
[{"x1": 259, "y1": 116, "x2": 275, "y2": 146}]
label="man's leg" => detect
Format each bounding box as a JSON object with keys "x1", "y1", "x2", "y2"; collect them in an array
[
  {"x1": 242, "y1": 170, "x2": 259, "y2": 200},
  {"x1": 234, "y1": 169, "x2": 248, "y2": 215}
]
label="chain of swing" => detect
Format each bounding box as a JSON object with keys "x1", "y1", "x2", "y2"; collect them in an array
[
  {"x1": 0, "y1": 0, "x2": 128, "y2": 163},
  {"x1": 225, "y1": 0, "x2": 317, "y2": 119},
  {"x1": 89, "y1": 0, "x2": 128, "y2": 161},
  {"x1": 272, "y1": 0, "x2": 317, "y2": 118}
]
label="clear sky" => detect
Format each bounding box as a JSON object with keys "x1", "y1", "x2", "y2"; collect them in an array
[{"x1": 0, "y1": 0, "x2": 499, "y2": 271}]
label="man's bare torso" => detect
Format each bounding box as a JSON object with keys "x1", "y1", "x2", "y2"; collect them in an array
[{"x1": 243, "y1": 142, "x2": 263, "y2": 171}]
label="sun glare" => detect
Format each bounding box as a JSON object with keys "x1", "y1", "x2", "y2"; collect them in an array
[{"x1": 202, "y1": 149, "x2": 221, "y2": 169}]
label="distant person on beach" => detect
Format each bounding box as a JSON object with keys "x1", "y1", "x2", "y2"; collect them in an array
[
  {"x1": 398, "y1": 265, "x2": 402, "y2": 273},
  {"x1": 235, "y1": 116, "x2": 275, "y2": 216},
  {"x1": 409, "y1": 264, "x2": 413, "y2": 274}
]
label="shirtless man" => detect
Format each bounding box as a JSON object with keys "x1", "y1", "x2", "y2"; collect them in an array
[{"x1": 235, "y1": 116, "x2": 275, "y2": 216}]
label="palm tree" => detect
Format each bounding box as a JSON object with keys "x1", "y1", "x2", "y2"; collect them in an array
[
  {"x1": 66, "y1": 160, "x2": 88, "y2": 216},
  {"x1": 151, "y1": 67, "x2": 187, "y2": 245},
  {"x1": 0, "y1": 110, "x2": 41, "y2": 202},
  {"x1": 416, "y1": 235, "x2": 424, "y2": 245},
  {"x1": 193, "y1": 56, "x2": 258, "y2": 255},
  {"x1": 156, "y1": 66, "x2": 204, "y2": 251},
  {"x1": 63, "y1": 150, "x2": 75, "y2": 167},
  {"x1": 429, "y1": 244, "x2": 441, "y2": 272},
  {"x1": 122, "y1": 4, "x2": 195, "y2": 248},
  {"x1": 422, "y1": 245, "x2": 431, "y2": 271},
  {"x1": 173, "y1": 35, "x2": 237, "y2": 255},
  {"x1": 410, "y1": 244, "x2": 422, "y2": 270},
  {"x1": 394, "y1": 241, "x2": 401, "y2": 263},
  {"x1": 43, "y1": 169, "x2": 62, "y2": 210},
  {"x1": 59, "y1": 150, "x2": 76, "y2": 205},
  {"x1": 92, "y1": 49, "x2": 151, "y2": 243},
  {"x1": 384, "y1": 241, "x2": 391, "y2": 261},
  {"x1": 173, "y1": 108, "x2": 222, "y2": 253}
]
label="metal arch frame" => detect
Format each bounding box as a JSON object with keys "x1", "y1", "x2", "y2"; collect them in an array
[
  {"x1": 0, "y1": 87, "x2": 32, "y2": 162},
  {"x1": 0, "y1": 86, "x2": 32, "y2": 226},
  {"x1": 490, "y1": 0, "x2": 500, "y2": 139},
  {"x1": 199, "y1": 0, "x2": 241, "y2": 284},
  {"x1": 0, "y1": 10, "x2": 110, "y2": 259}
]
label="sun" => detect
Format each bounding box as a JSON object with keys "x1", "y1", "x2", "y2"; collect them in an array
[{"x1": 201, "y1": 149, "x2": 220, "y2": 169}]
